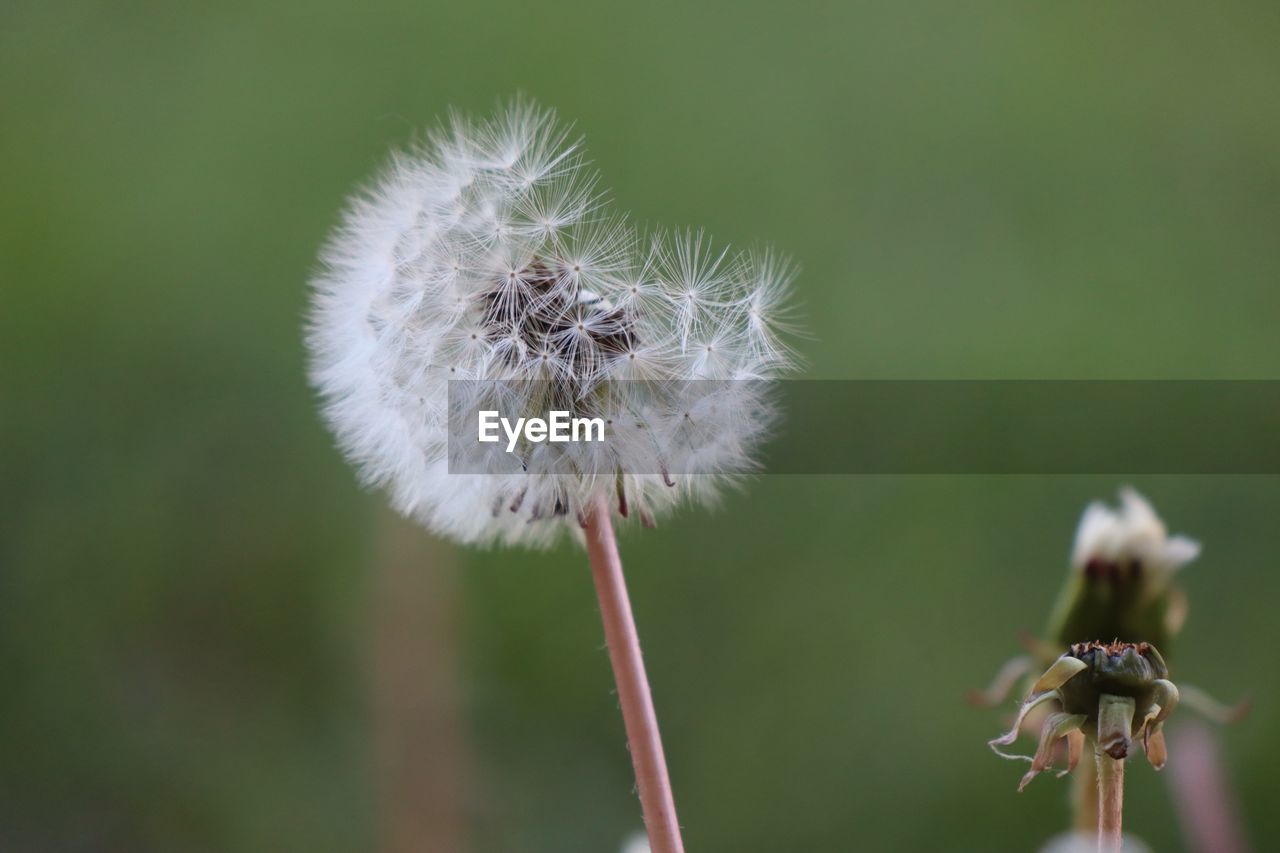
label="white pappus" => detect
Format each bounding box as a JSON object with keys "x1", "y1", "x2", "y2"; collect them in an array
[{"x1": 306, "y1": 100, "x2": 800, "y2": 546}]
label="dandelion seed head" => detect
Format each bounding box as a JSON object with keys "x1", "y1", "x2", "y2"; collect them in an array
[{"x1": 307, "y1": 100, "x2": 800, "y2": 546}]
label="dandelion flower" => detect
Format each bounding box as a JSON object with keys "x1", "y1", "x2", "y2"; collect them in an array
[
  {"x1": 972, "y1": 490, "x2": 1242, "y2": 851},
  {"x1": 970, "y1": 487, "x2": 1200, "y2": 711},
  {"x1": 1071, "y1": 487, "x2": 1200, "y2": 581},
  {"x1": 1048, "y1": 487, "x2": 1200, "y2": 655},
  {"x1": 307, "y1": 101, "x2": 797, "y2": 547},
  {"x1": 305, "y1": 101, "x2": 800, "y2": 853}
]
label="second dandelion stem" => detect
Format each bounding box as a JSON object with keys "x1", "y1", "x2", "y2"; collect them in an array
[
  {"x1": 584, "y1": 493, "x2": 684, "y2": 853},
  {"x1": 1096, "y1": 748, "x2": 1125, "y2": 853}
]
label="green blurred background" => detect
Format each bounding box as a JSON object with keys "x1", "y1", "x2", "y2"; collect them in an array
[{"x1": 3, "y1": 1, "x2": 1279, "y2": 850}]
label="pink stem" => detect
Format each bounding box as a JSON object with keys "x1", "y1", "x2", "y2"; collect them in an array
[
  {"x1": 1096, "y1": 749, "x2": 1124, "y2": 853},
  {"x1": 1167, "y1": 721, "x2": 1251, "y2": 853},
  {"x1": 583, "y1": 493, "x2": 684, "y2": 853}
]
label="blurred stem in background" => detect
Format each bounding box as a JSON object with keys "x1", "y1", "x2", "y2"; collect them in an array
[
  {"x1": 372, "y1": 509, "x2": 469, "y2": 853},
  {"x1": 1070, "y1": 760, "x2": 1097, "y2": 837},
  {"x1": 1168, "y1": 721, "x2": 1249, "y2": 853}
]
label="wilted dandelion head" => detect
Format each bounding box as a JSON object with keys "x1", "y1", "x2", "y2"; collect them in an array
[
  {"x1": 989, "y1": 641, "x2": 1179, "y2": 790},
  {"x1": 306, "y1": 101, "x2": 799, "y2": 546}
]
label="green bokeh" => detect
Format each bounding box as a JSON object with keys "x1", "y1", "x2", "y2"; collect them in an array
[{"x1": 3, "y1": 0, "x2": 1278, "y2": 850}]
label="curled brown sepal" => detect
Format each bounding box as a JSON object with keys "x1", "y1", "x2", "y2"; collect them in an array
[
  {"x1": 1137, "y1": 679, "x2": 1178, "y2": 770},
  {"x1": 988, "y1": 656, "x2": 1087, "y2": 761},
  {"x1": 1017, "y1": 711, "x2": 1088, "y2": 792}
]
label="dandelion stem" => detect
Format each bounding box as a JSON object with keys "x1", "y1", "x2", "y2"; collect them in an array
[
  {"x1": 1096, "y1": 748, "x2": 1125, "y2": 853},
  {"x1": 583, "y1": 493, "x2": 684, "y2": 853}
]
